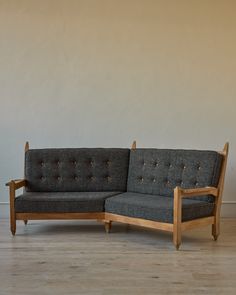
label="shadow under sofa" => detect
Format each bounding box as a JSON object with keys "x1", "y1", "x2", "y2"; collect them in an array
[{"x1": 6, "y1": 141, "x2": 228, "y2": 250}]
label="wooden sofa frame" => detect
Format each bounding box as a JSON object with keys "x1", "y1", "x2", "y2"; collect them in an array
[{"x1": 6, "y1": 141, "x2": 229, "y2": 250}]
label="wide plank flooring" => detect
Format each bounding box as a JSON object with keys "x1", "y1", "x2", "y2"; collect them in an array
[{"x1": 0, "y1": 218, "x2": 236, "y2": 295}]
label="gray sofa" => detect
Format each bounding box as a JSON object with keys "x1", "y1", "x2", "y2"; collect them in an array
[{"x1": 6, "y1": 141, "x2": 228, "y2": 249}]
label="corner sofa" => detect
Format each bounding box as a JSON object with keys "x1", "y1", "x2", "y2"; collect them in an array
[{"x1": 6, "y1": 141, "x2": 228, "y2": 249}]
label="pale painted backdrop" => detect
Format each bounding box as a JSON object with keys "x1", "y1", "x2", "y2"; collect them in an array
[{"x1": 0, "y1": 0, "x2": 235, "y2": 218}]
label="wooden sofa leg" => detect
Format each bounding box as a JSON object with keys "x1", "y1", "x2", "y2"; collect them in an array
[
  {"x1": 212, "y1": 203, "x2": 221, "y2": 241},
  {"x1": 104, "y1": 221, "x2": 112, "y2": 233},
  {"x1": 9, "y1": 183, "x2": 16, "y2": 236},
  {"x1": 10, "y1": 219, "x2": 16, "y2": 236},
  {"x1": 24, "y1": 220, "x2": 28, "y2": 225},
  {"x1": 173, "y1": 229, "x2": 181, "y2": 250},
  {"x1": 212, "y1": 221, "x2": 219, "y2": 241}
]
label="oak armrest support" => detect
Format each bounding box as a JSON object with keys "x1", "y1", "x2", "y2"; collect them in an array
[
  {"x1": 173, "y1": 185, "x2": 218, "y2": 248},
  {"x1": 177, "y1": 186, "x2": 218, "y2": 198},
  {"x1": 6, "y1": 179, "x2": 26, "y2": 190}
]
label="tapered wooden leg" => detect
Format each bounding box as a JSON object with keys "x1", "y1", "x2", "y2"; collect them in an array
[
  {"x1": 104, "y1": 221, "x2": 112, "y2": 233},
  {"x1": 212, "y1": 222, "x2": 219, "y2": 241},
  {"x1": 212, "y1": 198, "x2": 221, "y2": 241},
  {"x1": 9, "y1": 183, "x2": 16, "y2": 236},
  {"x1": 10, "y1": 219, "x2": 16, "y2": 236},
  {"x1": 173, "y1": 228, "x2": 181, "y2": 250},
  {"x1": 24, "y1": 220, "x2": 28, "y2": 225}
]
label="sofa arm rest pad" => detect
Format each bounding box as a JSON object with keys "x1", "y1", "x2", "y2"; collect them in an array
[
  {"x1": 6, "y1": 179, "x2": 26, "y2": 190},
  {"x1": 176, "y1": 186, "x2": 218, "y2": 198}
]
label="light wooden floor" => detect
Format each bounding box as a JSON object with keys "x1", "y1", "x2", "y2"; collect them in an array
[{"x1": 0, "y1": 218, "x2": 236, "y2": 295}]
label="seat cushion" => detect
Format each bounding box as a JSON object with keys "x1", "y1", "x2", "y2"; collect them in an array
[
  {"x1": 15, "y1": 192, "x2": 121, "y2": 213},
  {"x1": 105, "y1": 192, "x2": 215, "y2": 223}
]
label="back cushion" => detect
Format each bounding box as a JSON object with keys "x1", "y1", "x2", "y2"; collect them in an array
[
  {"x1": 127, "y1": 149, "x2": 223, "y2": 199},
  {"x1": 25, "y1": 148, "x2": 130, "y2": 192}
]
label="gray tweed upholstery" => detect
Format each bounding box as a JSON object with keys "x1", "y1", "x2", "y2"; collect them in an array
[
  {"x1": 105, "y1": 192, "x2": 215, "y2": 223},
  {"x1": 15, "y1": 192, "x2": 121, "y2": 213},
  {"x1": 25, "y1": 148, "x2": 130, "y2": 192},
  {"x1": 127, "y1": 149, "x2": 222, "y2": 201},
  {"x1": 18, "y1": 147, "x2": 222, "y2": 223}
]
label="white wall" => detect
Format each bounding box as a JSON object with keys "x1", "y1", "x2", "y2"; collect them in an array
[{"x1": 0, "y1": 0, "x2": 236, "y2": 218}]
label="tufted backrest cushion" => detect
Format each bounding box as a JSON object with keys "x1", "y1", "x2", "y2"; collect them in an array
[
  {"x1": 127, "y1": 149, "x2": 223, "y2": 201},
  {"x1": 25, "y1": 148, "x2": 130, "y2": 192}
]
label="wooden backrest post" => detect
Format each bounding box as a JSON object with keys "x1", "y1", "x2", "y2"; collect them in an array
[
  {"x1": 214, "y1": 142, "x2": 229, "y2": 235},
  {"x1": 25, "y1": 141, "x2": 29, "y2": 152},
  {"x1": 217, "y1": 142, "x2": 229, "y2": 199},
  {"x1": 23, "y1": 141, "x2": 29, "y2": 192},
  {"x1": 131, "y1": 140, "x2": 136, "y2": 150}
]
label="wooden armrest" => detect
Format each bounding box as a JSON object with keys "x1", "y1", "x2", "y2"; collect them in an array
[
  {"x1": 6, "y1": 179, "x2": 26, "y2": 190},
  {"x1": 177, "y1": 186, "x2": 218, "y2": 198}
]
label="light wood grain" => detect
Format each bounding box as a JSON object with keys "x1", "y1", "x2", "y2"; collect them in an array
[
  {"x1": 180, "y1": 187, "x2": 218, "y2": 197},
  {"x1": 5, "y1": 179, "x2": 26, "y2": 188},
  {"x1": 9, "y1": 182, "x2": 16, "y2": 235},
  {"x1": 212, "y1": 142, "x2": 229, "y2": 240},
  {"x1": 105, "y1": 213, "x2": 173, "y2": 232},
  {"x1": 181, "y1": 216, "x2": 214, "y2": 231},
  {"x1": 16, "y1": 212, "x2": 105, "y2": 220},
  {"x1": 25, "y1": 141, "x2": 29, "y2": 152},
  {"x1": 173, "y1": 186, "x2": 182, "y2": 249},
  {"x1": 131, "y1": 140, "x2": 136, "y2": 150},
  {"x1": 104, "y1": 220, "x2": 112, "y2": 233}
]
